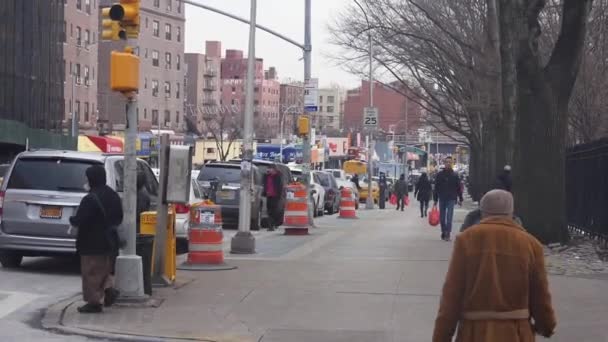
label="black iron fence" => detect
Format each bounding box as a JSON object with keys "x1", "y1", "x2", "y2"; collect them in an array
[{"x1": 566, "y1": 138, "x2": 608, "y2": 244}]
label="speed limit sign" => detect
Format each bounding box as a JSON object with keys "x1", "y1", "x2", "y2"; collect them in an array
[{"x1": 363, "y1": 107, "x2": 378, "y2": 128}]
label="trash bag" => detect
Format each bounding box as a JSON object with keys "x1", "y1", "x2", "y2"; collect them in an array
[
  {"x1": 390, "y1": 194, "x2": 397, "y2": 205},
  {"x1": 404, "y1": 195, "x2": 410, "y2": 206},
  {"x1": 429, "y1": 206, "x2": 440, "y2": 226}
]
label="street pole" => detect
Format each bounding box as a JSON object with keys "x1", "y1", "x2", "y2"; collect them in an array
[
  {"x1": 115, "y1": 96, "x2": 145, "y2": 298},
  {"x1": 71, "y1": 73, "x2": 78, "y2": 137},
  {"x1": 279, "y1": 114, "x2": 284, "y2": 163},
  {"x1": 365, "y1": 20, "x2": 374, "y2": 210},
  {"x1": 302, "y1": 0, "x2": 315, "y2": 225},
  {"x1": 231, "y1": 0, "x2": 257, "y2": 254},
  {"x1": 404, "y1": 98, "x2": 409, "y2": 179}
]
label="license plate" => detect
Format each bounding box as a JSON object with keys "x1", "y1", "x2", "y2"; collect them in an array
[
  {"x1": 200, "y1": 212, "x2": 215, "y2": 224},
  {"x1": 40, "y1": 206, "x2": 62, "y2": 219},
  {"x1": 217, "y1": 190, "x2": 235, "y2": 200}
]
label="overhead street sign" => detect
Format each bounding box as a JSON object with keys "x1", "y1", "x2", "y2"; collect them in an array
[
  {"x1": 304, "y1": 78, "x2": 318, "y2": 112},
  {"x1": 363, "y1": 107, "x2": 378, "y2": 128}
]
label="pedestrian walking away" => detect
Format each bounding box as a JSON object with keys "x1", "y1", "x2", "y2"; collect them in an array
[
  {"x1": 433, "y1": 156, "x2": 463, "y2": 241},
  {"x1": 460, "y1": 188, "x2": 522, "y2": 232},
  {"x1": 263, "y1": 164, "x2": 284, "y2": 231},
  {"x1": 351, "y1": 173, "x2": 361, "y2": 190},
  {"x1": 433, "y1": 190, "x2": 556, "y2": 342},
  {"x1": 414, "y1": 170, "x2": 432, "y2": 218},
  {"x1": 69, "y1": 165, "x2": 124, "y2": 313},
  {"x1": 495, "y1": 164, "x2": 513, "y2": 192},
  {"x1": 378, "y1": 172, "x2": 388, "y2": 209},
  {"x1": 393, "y1": 174, "x2": 409, "y2": 211}
]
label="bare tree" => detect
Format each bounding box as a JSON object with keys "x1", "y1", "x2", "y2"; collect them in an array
[
  {"x1": 199, "y1": 107, "x2": 241, "y2": 162},
  {"x1": 498, "y1": 0, "x2": 593, "y2": 243}
]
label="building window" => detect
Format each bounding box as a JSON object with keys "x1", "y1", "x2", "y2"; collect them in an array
[
  {"x1": 319, "y1": 106, "x2": 323, "y2": 112},
  {"x1": 84, "y1": 29, "x2": 90, "y2": 46},
  {"x1": 84, "y1": 66, "x2": 90, "y2": 85},
  {"x1": 152, "y1": 80, "x2": 159, "y2": 97},
  {"x1": 144, "y1": 108, "x2": 147, "y2": 119},
  {"x1": 254, "y1": 87, "x2": 259, "y2": 93},
  {"x1": 152, "y1": 110, "x2": 159, "y2": 125},
  {"x1": 76, "y1": 0, "x2": 82, "y2": 10},
  {"x1": 75, "y1": 101, "x2": 81, "y2": 119},
  {"x1": 144, "y1": 78, "x2": 147, "y2": 89},
  {"x1": 70, "y1": 23, "x2": 73, "y2": 37},
  {"x1": 152, "y1": 50, "x2": 159, "y2": 66},
  {"x1": 327, "y1": 106, "x2": 334, "y2": 113},
  {"x1": 76, "y1": 26, "x2": 82, "y2": 46},
  {"x1": 62, "y1": 21, "x2": 67, "y2": 42},
  {"x1": 177, "y1": 0, "x2": 182, "y2": 12},
  {"x1": 85, "y1": 0, "x2": 91, "y2": 14},
  {"x1": 177, "y1": 26, "x2": 181, "y2": 42},
  {"x1": 165, "y1": 23, "x2": 171, "y2": 40},
  {"x1": 164, "y1": 82, "x2": 171, "y2": 97},
  {"x1": 176, "y1": 55, "x2": 181, "y2": 70},
  {"x1": 153, "y1": 21, "x2": 160, "y2": 37},
  {"x1": 145, "y1": 17, "x2": 149, "y2": 28},
  {"x1": 167, "y1": 0, "x2": 172, "y2": 11},
  {"x1": 154, "y1": 0, "x2": 160, "y2": 8},
  {"x1": 328, "y1": 116, "x2": 334, "y2": 123},
  {"x1": 231, "y1": 86, "x2": 236, "y2": 93},
  {"x1": 319, "y1": 96, "x2": 323, "y2": 103},
  {"x1": 175, "y1": 111, "x2": 180, "y2": 123},
  {"x1": 164, "y1": 110, "x2": 171, "y2": 126},
  {"x1": 144, "y1": 48, "x2": 148, "y2": 58},
  {"x1": 328, "y1": 96, "x2": 335, "y2": 103},
  {"x1": 75, "y1": 64, "x2": 81, "y2": 83},
  {"x1": 84, "y1": 102, "x2": 90, "y2": 122},
  {"x1": 176, "y1": 82, "x2": 180, "y2": 98},
  {"x1": 165, "y1": 52, "x2": 171, "y2": 69}
]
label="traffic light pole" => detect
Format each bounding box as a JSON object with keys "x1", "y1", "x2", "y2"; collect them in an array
[
  {"x1": 231, "y1": 0, "x2": 257, "y2": 254},
  {"x1": 115, "y1": 95, "x2": 145, "y2": 298},
  {"x1": 302, "y1": 0, "x2": 314, "y2": 225}
]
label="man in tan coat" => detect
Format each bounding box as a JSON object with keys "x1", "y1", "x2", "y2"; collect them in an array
[{"x1": 433, "y1": 189, "x2": 556, "y2": 342}]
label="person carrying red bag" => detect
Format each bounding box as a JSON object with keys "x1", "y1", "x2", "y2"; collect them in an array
[
  {"x1": 392, "y1": 174, "x2": 409, "y2": 211},
  {"x1": 433, "y1": 156, "x2": 463, "y2": 241}
]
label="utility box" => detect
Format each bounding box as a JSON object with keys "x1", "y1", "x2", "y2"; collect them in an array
[
  {"x1": 140, "y1": 210, "x2": 176, "y2": 283},
  {"x1": 111, "y1": 49, "x2": 139, "y2": 92},
  {"x1": 163, "y1": 145, "x2": 193, "y2": 204}
]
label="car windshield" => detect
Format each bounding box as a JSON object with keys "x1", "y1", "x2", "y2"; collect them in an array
[
  {"x1": 332, "y1": 171, "x2": 341, "y2": 178},
  {"x1": 198, "y1": 165, "x2": 241, "y2": 184},
  {"x1": 316, "y1": 173, "x2": 331, "y2": 187},
  {"x1": 6, "y1": 158, "x2": 100, "y2": 192}
]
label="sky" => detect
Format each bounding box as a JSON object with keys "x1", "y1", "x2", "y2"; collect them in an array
[{"x1": 184, "y1": 0, "x2": 361, "y2": 88}]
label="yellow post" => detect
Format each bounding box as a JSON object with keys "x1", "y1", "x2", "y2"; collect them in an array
[{"x1": 139, "y1": 210, "x2": 176, "y2": 283}]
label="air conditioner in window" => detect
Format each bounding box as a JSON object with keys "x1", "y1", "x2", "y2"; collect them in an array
[
  {"x1": 85, "y1": 79, "x2": 90, "y2": 86},
  {"x1": 76, "y1": 77, "x2": 82, "y2": 84}
]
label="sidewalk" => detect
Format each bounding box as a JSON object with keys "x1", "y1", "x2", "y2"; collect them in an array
[{"x1": 42, "y1": 205, "x2": 608, "y2": 342}]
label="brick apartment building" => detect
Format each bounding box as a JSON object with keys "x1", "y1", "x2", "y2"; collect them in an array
[
  {"x1": 63, "y1": 0, "x2": 99, "y2": 130},
  {"x1": 344, "y1": 81, "x2": 424, "y2": 136},
  {"x1": 279, "y1": 82, "x2": 303, "y2": 138},
  {"x1": 185, "y1": 41, "x2": 222, "y2": 133},
  {"x1": 220, "y1": 49, "x2": 280, "y2": 138}
]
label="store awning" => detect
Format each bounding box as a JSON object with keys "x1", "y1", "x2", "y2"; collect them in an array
[
  {"x1": 86, "y1": 135, "x2": 124, "y2": 153},
  {"x1": 78, "y1": 136, "x2": 102, "y2": 152}
]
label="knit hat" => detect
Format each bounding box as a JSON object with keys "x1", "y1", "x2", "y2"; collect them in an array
[{"x1": 480, "y1": 189, "x2": 514, "y2": 217}]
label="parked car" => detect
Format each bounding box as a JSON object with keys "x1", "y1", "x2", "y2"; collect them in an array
[
  {"x1": 229, "y1": 159, "x2": 292, "y2": 228},
  {"x1": 290, "y1": 169, "x2": 326, "y2": 217},
  {"x1": 0, "y1": 150, "x2": 159, "y2": 268},
  {"x1": 314, "y1": 171, "x2": 341, "y2": 214},
  {"x1": 0, "y1": 164, "x2": 10, "y2": 185},
  {"x1": 197, "y1": 162, "x2": 263, "y2": 230},
  {"x1": 173, "y1": 177, "x2": 203, "y2": 254},
  {"x1": 336, "y1": 178, "x2": 359, "y2": 209}
]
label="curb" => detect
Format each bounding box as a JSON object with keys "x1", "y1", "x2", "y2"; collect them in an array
[{"x1": 40, "y1": 295, "x2": 219, "y2": 342}]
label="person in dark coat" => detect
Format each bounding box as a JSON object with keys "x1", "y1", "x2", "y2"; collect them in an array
[
  {"x1": 378, "y1": 173, "x2": 388, "y2": 209},
  {"x1": 393, "y1": 174, "x2": 409, "y2": 211},
  {"x1": 136, "y1": 172, "x2": 151, "y2": 234},
  {"x1": 433, "y1": 156, "x2": 464, "y2": 241},
  {"x1": 351, "y1": 173, "x2": 361, "y2": 190},
  {"x1": 263, "y1": 164, "x2": 284, "y2": 230},
  {"x1": 69, "y1": 165, "x2": 123, "y2": 313},
  {"x1": 495, "y1": 165, "x2": 513, "y2": 192},
  {"x1": 414, "y1": 172, "x2": 432, "y2": 218}
]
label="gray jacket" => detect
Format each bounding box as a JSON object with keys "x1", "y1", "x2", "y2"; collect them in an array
[{"x1": 460, "y1": 209, "x2": 523, "y2": 232}]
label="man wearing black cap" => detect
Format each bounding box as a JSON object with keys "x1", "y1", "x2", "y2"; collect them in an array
[{"x1": 70, "y1": 165, "x2": 123, "y2": 313}]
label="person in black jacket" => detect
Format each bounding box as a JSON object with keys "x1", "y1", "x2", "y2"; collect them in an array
[
  {"x1": 414, "y1": 172, "x2": 432, "y2": 218},
  {"x1": 495, "y1": 165, "x2": 513, "y2": 192},
  {"x1": 433, "y1": 157, "x2": 463, "y2": 241},
  {"x1": 69, "y1": 165, "x2": 123, "y2": 313},
  {"x1": 263, "y1": 164, "x2": 284, "y2": 230}
]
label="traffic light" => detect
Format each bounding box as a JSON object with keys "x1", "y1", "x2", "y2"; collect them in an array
[
  {"x1": 101, "y1": 8, "x2": 125, "y2": 40},
  {"x1": 110, "y1": 0, "x2": 140, "y2": 39}
]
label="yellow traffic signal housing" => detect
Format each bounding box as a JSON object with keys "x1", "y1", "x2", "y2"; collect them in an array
[
  {"x1": 110, "y1": 0, "x2": 140, "y2": 38},
  {"x1": 111, "y1": 48, "x2": 140, "y2": 93},
  {"x1": 101, "y1": 18, "x2": 125, "y2": 41},
  {"x1": 297, "y1": 116, "x2": 310, "y2": 136}
]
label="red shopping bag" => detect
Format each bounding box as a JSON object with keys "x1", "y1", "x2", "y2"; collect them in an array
[
  {"x1": 389, "y1": 194, "x2": 397, "y2": 205},
  {"x1": 404, "y1": 195, "x2": 410, "y2": 206},
  {"x1": 428, "y1": 206, "x2": 440, "y2": 226}
]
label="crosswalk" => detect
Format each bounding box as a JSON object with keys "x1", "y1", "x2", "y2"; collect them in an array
[{"x1": 0, "y1": 291, "x2": 41, "y2": 320}]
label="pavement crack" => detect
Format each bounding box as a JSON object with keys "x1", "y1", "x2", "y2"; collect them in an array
[{"x1": 239, "y1": 288, "x2": 256, "y2": 303}]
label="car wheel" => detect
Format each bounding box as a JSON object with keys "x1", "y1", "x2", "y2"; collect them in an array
[
  {"x1": 0, "y1": 253, "x2": 23, "y2": 268},
  {"x1": 251, "y1": 214, "x2": 261, "y2": 231},
  {"x1": 313, "y1": 199, "x2": 318, "y2": 217},
  {"x1": 318, "y1": 198, "x2": 325, "y2": 216}
]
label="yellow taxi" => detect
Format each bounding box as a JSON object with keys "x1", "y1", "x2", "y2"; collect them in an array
[{"x1": 359, "y1": 180, "x2": 380, "y2": 203}]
